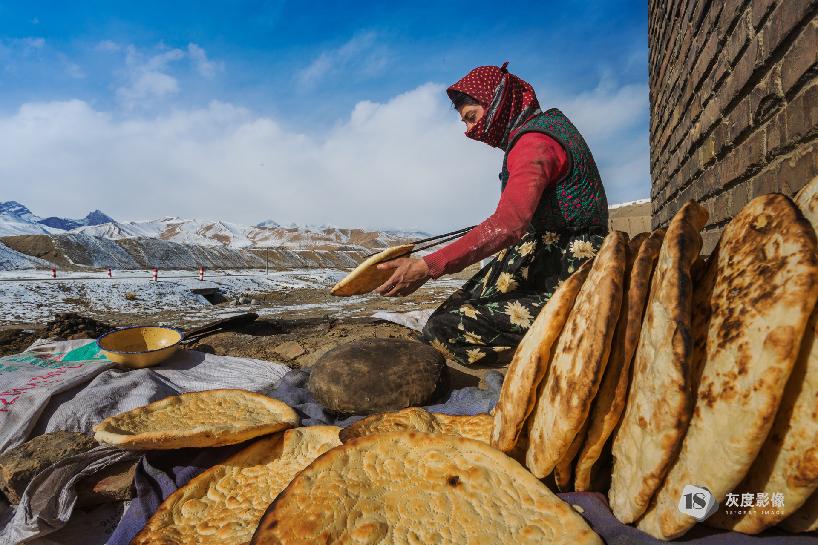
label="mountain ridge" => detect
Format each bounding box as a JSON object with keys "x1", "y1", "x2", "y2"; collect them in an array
[{"x1": 0, "y1": 200, "x2": 429, "y2": 249}]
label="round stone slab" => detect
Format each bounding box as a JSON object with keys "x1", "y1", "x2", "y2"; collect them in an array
[{"x1": 307, "y1": 338, "x2": 445, "y2": 415}]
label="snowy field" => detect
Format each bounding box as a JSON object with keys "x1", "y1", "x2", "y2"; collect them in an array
[{"x1": 0, "y1": 268, "x2": 464, "y2": 325}]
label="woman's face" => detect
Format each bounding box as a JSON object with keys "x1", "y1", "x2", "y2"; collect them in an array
[{"x1": 458, "y1": 104, "x2": 485, "y2": 132}]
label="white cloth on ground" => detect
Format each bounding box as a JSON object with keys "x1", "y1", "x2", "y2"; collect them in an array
[
  {"x1": 371, "y1": 309, "x2": 434, "y2": 331},
  {"x1": 0, "y1": 339, "x2": 290, "y2": 544}
]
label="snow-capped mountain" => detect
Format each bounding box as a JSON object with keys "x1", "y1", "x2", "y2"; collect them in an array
[
  {"x1": 38, "y1": 209, "x2": 115, "y2": 231},
  {"x1": 0, "y1": 201, "x2": 428, "y2": 251},
  {"x1": 0, "y1": 201, "x2": 115, "y2": 235},
  {"x1": 0, "y1": 201, "x2": 59, "y2": 236},
  {"x1": 0, "y1": 201, "x2": 40, "y2": 223},
  {"x1": 77, "y1": 217, "x2": 427, "y2": 250},
  {"x1": 76, "y1": 217, "x2": 253, "y2": 247}
]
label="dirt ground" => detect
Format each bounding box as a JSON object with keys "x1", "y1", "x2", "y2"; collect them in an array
[
  {"x1": 186, "y1": 316, "x2": 503, "y2": 389},
  {"x1": 0, "y1": 264, "x2": 504, "y2": 389}
]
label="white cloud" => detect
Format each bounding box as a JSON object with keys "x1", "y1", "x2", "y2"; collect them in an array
[
  {"x1": 115, "y1": 44, "x2": 222, "y2": 108},
  {"x1": 296, "y1": 31, "x2": 388, "y2": 88},
  {"x1": 545, "y1": 77, "x2": 650, "y2": 205},
  {"x1": 1, "y1": 80, "x2": 649, "y2": 232},
  {"x1": 19, "y1": 37, "x2": 45, "y2": 49},
  {"x1": 63, "y1": 61, "x2": 85, "y2": 79},
  {"x1": 187, "y1": 43, "x2": 221, "y2": 78},
  {"x1": 115, "y1": 45, "x2": 184, "y2": 107},
  {"x1": 96, "y1": 40, "x2": 121, "y2": 52}
]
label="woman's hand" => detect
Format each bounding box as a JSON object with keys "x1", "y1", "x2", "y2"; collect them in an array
[{"x1": 374, "y1": 257, "x2": 431, "y2": 297}]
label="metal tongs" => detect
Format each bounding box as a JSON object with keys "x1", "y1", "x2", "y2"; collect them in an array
[{"x1": 366, "y1": 225, "x2": 476, "y2": 263}]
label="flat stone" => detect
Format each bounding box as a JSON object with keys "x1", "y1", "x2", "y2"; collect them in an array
[
  {"x1": 275, "y1": 340, "x2": 306, "y2": 361},
  {"x1": 0, "y1": 431, "x2": 97, "y2": 504},
  {"x1": 76, "y1": 460, "x2": 137, "y2": 507},
  {"x1": 308, "y1": 338, "x2": 445, "y2": 415}
]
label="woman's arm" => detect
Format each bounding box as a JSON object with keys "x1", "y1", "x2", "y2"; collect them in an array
[{"x1": 422, "y1": 132, "x2": 569, "y2": 279}]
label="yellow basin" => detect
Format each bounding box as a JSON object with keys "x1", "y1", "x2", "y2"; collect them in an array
[{"x1": 97, "y1": 326, "x2": 184, "y2": 368}]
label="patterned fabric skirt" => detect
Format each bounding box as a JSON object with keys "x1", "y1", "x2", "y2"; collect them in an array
[{"x1": 421, "y1": 229, "x2": 605, "y2": 366}]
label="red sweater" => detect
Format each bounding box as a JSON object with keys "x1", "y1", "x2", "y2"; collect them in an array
[{"x1": 423, "y1": 132, "x2": 569, "y2": 279}]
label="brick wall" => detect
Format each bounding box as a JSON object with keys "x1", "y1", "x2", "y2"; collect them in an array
[{"x1": 649, "y1": 0, "x2": 818, "y2": 253}]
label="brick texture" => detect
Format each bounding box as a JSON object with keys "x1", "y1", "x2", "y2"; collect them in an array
[{"x1": 649, "y1": 0, "x2": 818, "y2": 254}]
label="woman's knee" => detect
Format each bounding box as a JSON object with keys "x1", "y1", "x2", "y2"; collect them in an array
[{"x1": 421, "y1": 312, "x2": 450, "y2": 342}]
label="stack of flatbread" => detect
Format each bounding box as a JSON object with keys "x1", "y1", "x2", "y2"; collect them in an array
[
  {"x1": 131, "y1": 426, "x2": 342, "y2": 545},
  {"x1": 489, "y1": 180, "x2": 818, "y2": 539},
  {"x1": 250, "y1": 432, "x2": 602, "y2": 545},
  {"x1": 114, "y1": 396, "x2": 603, "y2": 543}
]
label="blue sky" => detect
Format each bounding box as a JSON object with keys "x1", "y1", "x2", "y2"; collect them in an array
[{"x1": 0, "y1": 1, "x2": 649, "y2": 231}]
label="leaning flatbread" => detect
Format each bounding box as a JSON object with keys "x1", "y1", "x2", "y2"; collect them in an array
[
  {"x1": 609, "y1": 202, "x2": 707, "y2": 523},
  {"x1": 331, "y1": 244, "x2": 414, "y2": 296},
  {"x1": 637, "y1": 194, "x2": 818, "y2": 540},
  {"x1": 554, "y1": 419, "x2": 589, "y2": 491},
  {"x1": 339, "y1": 407, "x2": 493, "y2": 444},
  {"x1": 704, "y1": 183, "x2": 818, "y2": 534},
  {"x1": 575, "y1": 231, "x2": 661, "y2": 491},
  {"x1": 131, "y1": 426, "x2": 340, "y2": 545},
  {"x1": 526, "y1": 231, "x2": 627, "y2": 478},
  {"x1": 250, "y1": 432, "x2": 603, "y2": 545},
  {"x1": 94, "y1": 389, "x2": 298, "y2": 450},
  {"x1": 708, "y1": 309, "x2": 818, "y2": 533},
  {"x1": 794, "y1": 174, "x2": 818, "y2": 227},
  {"x1": 491, "y1": 260, "x2": 592, "y2": 453},
  {"x1": 781, "y1": 489, "x2": 818, "y2": 533}
]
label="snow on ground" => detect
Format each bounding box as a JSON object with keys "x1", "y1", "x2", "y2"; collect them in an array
[
  {"x1": 0, "y1": 242, "x2": 50, "y2": 270},
  {"x1": 608, "y1": 198, "x2": 650, "y2": 209},
  {"x1": 0, "y1": 268, "x2": 463, "y2": 325}
]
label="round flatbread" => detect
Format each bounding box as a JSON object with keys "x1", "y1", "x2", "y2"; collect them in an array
[
  {"x1": 250, "y1": 432, "x2": 603, "y2": 545},
  {"x1": 609, "y1": 202, "x2": 707, "y2": 523},
  {"x1": 435, "y1": 413, "x2": 493, "y2": 444},
  {"x1": 491, "y1": 260, "x2": 592, "y2": 453},
  {"x1": 526, "y1": 231, "x2": 627, "y2": 479},
  {"x1": 330, "y1": 244, "x2": 414, "y2": 296},
  {"x1": 637, "y1": 194, "x2": 818, "y2": 540},
  {"x1": 340, "y1": 407, "x2": 441, "y2": 441},
  {"x1": 131, "y1": 426, "x2": 340, "y2": 545},
  {"x1": 575, "y1": 231, "x2": 662, "y2": 491},
  {"x1": 339, "y1": 408, "x2": 493, "y2": 445},
  {"x1": 94, "y1": 389, "x2": 299, "y2": 450}
]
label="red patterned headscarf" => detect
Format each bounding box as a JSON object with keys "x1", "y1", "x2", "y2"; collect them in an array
[{"x1": 447, "y1": 62, "x2": 541, "y2": 150}]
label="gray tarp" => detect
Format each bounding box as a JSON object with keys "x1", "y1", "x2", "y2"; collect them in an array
[{"x1": 0, "y1": 340, "x2": 290, "y2": 544}]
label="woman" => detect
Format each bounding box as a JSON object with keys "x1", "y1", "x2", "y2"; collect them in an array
[{"x1": 375, "y1": 62, "x2": 608, "y2": 365}]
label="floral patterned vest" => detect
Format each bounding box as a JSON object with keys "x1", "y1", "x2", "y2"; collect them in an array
[{"x1": 500, "y1": 108, "x2": 608, "y2": 234}]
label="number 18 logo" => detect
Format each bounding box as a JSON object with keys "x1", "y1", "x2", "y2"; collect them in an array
[{"x1": 678, "y1": 484, "x2": 719, "y2": 521}]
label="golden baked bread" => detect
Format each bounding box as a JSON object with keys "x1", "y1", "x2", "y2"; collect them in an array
[
  {"x1": 94, "y1": 389, "x2": 299, "y2": 450},
  {"x1": 250, "y1": 432, "x2": 603, "y2": 545}
]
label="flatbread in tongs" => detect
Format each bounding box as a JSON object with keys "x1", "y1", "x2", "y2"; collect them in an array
[{"x1": 330, "y1": 244, "x2": 414, "y2": 296}]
